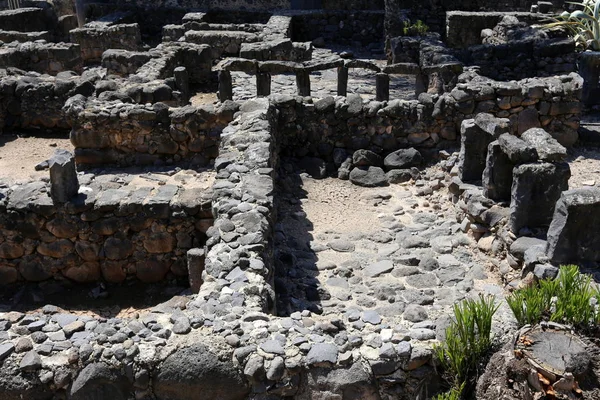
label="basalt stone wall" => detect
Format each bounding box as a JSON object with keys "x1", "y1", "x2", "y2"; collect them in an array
[
  {"x1": 0, "y1": 180, "x2": 213, "y2": 285},
  {"x1": 0, "y1": 42, "x2": 82, "y2": 75},
  {"x1": 70, "y1": 23, "x2": 142, "y2": 63},
  {"x1": 459, "y1": 38, "x2": 577, "y2": 81},
  {"x1": 201, "y1": 98, "x2": 278, "y2": 313},
  {"x1": 0, "y1": 71, "x2": 94, "y2": 133},
  {"x1": 445, "y1": 11, "x2": 548, "y2": 49},
  {"x1": 291, "y1": 11, "x2": 384, "y2": 47},
  {"x1": 64, "y1": 97, "x2": 237, "y2": 168},
  {"x1": 384, "y1": 0, "x2": 563, "y2": 36},
  {"x1": 275, "y1": 71, "x2": 583, "y2": 160},
  {"x1": 0, "y1": 7, "x2": 57, "y2": 32}
]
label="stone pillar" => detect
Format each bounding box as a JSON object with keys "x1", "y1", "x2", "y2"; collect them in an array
[
  {"x1": 376, "y1": 73, "x2": 390, "y2": 101},
  {"x1": 256, "y1": 72, "x2": 271, "y2": 97},
  {"x1": 49, "y1": 149, "x2": 79, "y2": 203},
  {"x1": 296, "y1": 70, "x2": 311, "y2": 97},
  {"x1": 218, "y1": 70, "x2": 233, "y2": 102},
  {"x1": 415, "y1": 73, "x2": 428, "y2": 96},
  {"x1": 546, "y1": 188, "x2": 600, "y2": 263},
  {"x1": 509, "y1": 162, "x2": 570, "y2": 233},
  {"x1": 482, "y1": 141, "x2": 513, "y2": 201},
  {"x1": 578, "y1": 52, "x2": 600, "y2": 107},
  {"x1": 174, "y1": 66, "x2": 189, "y2": 103},
  {"x1": 187, "y1": 248, "x2": 205, "y2": 293},
  {"x1": 75, "y1": 0, "x2": 86, "y2": 27},
  {"x1": 337, "y1": 66, "x2": 348, "y2": 96}
]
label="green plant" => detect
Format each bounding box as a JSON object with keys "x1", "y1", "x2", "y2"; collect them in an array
[
  {"x1": 546, "y1": 0, "x2": 600, "y2": 50},
  {"x1": 433, "y1": 384, "x2": 464, "y2": 400},
  {"x1": 436, "y1": 295, "x2": 499, "y2": 394},
  {"x1": 507, "y1": 265, "x2": 600, "y2": 330},
  {"x1": 402, "y1": 19, "x2": 429, "y2": 36}
]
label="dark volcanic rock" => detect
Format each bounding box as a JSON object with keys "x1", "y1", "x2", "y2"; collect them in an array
[
  {"x1": 384, "y1": 148, "x2": 422, "y2": 170},
  {"x1": 349, "y1": 167, "x2": 388, "y2": 187},
  {"x1": 154, "y1": 344, "x2": 248, "y2": 400},
  {"x1": 70, "y1": 362, "x2": 131, "y2": 400}
]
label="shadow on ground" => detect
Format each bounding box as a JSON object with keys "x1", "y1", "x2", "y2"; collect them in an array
[{"x1": 274, "y1": 163, "x2": 324, "y2": 317}]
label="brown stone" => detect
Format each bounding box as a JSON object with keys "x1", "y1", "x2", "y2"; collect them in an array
[
  {"x1": 37, "y1": 239, "x2": 73, "y2": 258},
  {"x1": 100, "y1": 261, "x2": 126, "y2": 283},
  {"x1": 91, "y1": 218, "x2": 122, "y2": 236},
  {"x1": 0, "y1": 242, "x2": 24, "y2": 259},
  {"x1": 103, "y1": 238, "x2": 134, "y2": 260},
  {"x1": 136, "y1": 258, "x2": 171, "y2": 283},
  {"x1": 143, "y1": 232, "x2": 175, "y2": 254},
  {"x1": 0, "y1": 265, "x2": 18, "y2": 284},
  {"x1": 19, "y1": 258, "x2": 51, "y2": 281},
  {"x1": 75, "y1": 241, "x2": 100, "y2": 261},
  {"x1": 63, "y1": 262, "x2": 101, "y2": 283},
  {"x1": 46, "y1": 218, "x2": 78, "y2": 238}
]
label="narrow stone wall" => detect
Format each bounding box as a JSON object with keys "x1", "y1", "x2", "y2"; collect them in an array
[
  {"x1": 201, "y1": 98, "x2": 278, "y2": 313},
  {"x1": 0, "y1": 179, "x2": 213, "y2": 285}
]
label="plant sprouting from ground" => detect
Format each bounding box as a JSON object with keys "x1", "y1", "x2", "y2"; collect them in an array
[
  {"x1": 435, "y1": 295, "x2": 499, "y2": 398},
  {"x1": 546, "y1": 0, "x2": 600, "y2": 50},
  {"x1": 507, "y1": 265, "x2": 600, "y2": 330}
]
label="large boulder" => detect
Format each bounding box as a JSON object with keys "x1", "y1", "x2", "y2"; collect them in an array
[
  {"x1": 70, "y1": 363, "x2": 131, "y2": 400},
  {"x1": 352, "y1": 150, "x2": 382, "y2": 167},
  {"x1": 383, "y1": 148, "x2": 422, "y2": 170},
  {"x1": 349, "y1": 167, "x2": 388, "y2": 187},
  {"x1": 296, "y1": 362, "x2": 380, "y2": 400},
  {"x1": 154, "y1": 343, "x2": 249, "y2": 400}
]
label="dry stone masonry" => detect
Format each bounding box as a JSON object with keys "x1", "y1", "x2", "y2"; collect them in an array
[{"x1": 0, "y1": 0, "x2": 599, "y2": 398}]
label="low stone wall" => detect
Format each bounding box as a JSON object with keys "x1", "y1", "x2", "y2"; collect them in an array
[
  {"x1": 70, "y1": 23, "x2": 142, "y2": 63},
  {"x1": 460, "y1": 38, "x2": 577, "y2": 81},
  {"x1": 0, "y1": 7, "x2": 56, "y2": 33},
  {"x1": 291, "y1": 10, "x2": 384, "y2": 48},
  {"x1": 0, "y1": 30, "x2": 52, "y2": 42},
  {"x1": 275, "y1": 71, "x2": 583, "y2": 160},
  {"x1": 0, "y1": 177, "x2": 213, "y2": 285},
  {"x1": 445, "y1": 11, "x2": 548, "y2": 49},
  {"x1": 65, "y1": 97, "x2": 237, "y2": 168},
  {"x1": 0, "y1": 42, "x2": 82, "y2": 75},
  {"x1": 0, "y1": 70, "x2": 94, "y2": 133}
]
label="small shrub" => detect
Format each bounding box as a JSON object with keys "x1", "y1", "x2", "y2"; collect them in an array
[
  {"x1": 507, "y1": 265, "x2": 600, "y2": 330},
  {"x1": 402, "y1": 19, "x2": 429, "y2": 36},
  {"x1": 436, "y1": 295, "x2": 499, "y2": 392}
]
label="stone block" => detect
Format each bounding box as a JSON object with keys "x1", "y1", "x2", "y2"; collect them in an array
[
  {"x1": 458, "y1": 119, "x2": 493, "y2": 182},
  {"x1": 521, "y1": 128, "x2": 567, "y2": 162},
  {"x1": 187, "y1": 248, "x2": 205, "y2": 293},
  {"x1": 482, "y1": 141, "x2": 513, "y2": 201},
  {"x1": 49, "y1": 149, "x2": 79, "y2": 203},
  {"x1": 546, "y1": 188, "x2": 600, "y2": 263},
  {"x1": 497, "y1": 133, "x2": 537, "y2": 164},
  {"x1": 509, "y1": 162, "x2": 570, "y2": 232}
]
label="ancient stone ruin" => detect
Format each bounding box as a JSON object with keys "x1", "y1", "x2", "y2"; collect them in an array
[{"x1": 0, "y1": 0, "x2": 600, "y2": 398}]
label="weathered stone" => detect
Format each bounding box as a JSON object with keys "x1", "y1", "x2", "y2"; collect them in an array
[
  {"x1": 136, "y1": 258, "x2": 170, "y2": 283},
  {"x1": 187, "y1": 248, "x2": 205, "y2": 293},
  {"x1": 154, "y1": 344, "x2": 248, "y2": 400},
  {"x1": 510, "y1": 162, "x2": 570, "y2": 232},
  {"x1": 482, "y1": 141, "x2": 513, "y2": 201},
  {"x1": 546, "y1": 188, "x2": 600, "y2": 263},
  {"x1": 49, "y1": 149, "x2": 79, "y2": 203},
  {"x1": 458, "y1": 119, "x2": 493, "y2": 182},
  {"x1": 521, "y1": 128, "x2": 567, "y2": 162},
  {"x1": 70, "y1": 363, "x2": 131, "y2": 400},
  {"x1": 352, "y1": 150, "x2": 382, "y2": 167},
  {"x1": 383, "y1": 148, "x2": 422, "y2": 170},
  {"x1": 349, "y1": 167, "x2": 388, "y2": 187},
  {"x1": 497, "y1": 133, "x2": 537, "y2": 164},
  {"x1": 306, "y1": 343, "x2": 338, "y2": 366}
]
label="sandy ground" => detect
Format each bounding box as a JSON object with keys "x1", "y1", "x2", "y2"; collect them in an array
[
  {"x1": 0, "y1": 133, "x2": 73, "y2": 185},
  {"x1": 568, "y1": 147, "x2": 600, "y2": 189}
]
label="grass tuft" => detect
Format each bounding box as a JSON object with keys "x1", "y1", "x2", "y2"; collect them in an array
[
  {"x1": 507, "y1": 265, "x2": 600, "y2": 330},
  {"x1": 435, "y1": 295, "x2": 499, "y2": 397}
]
